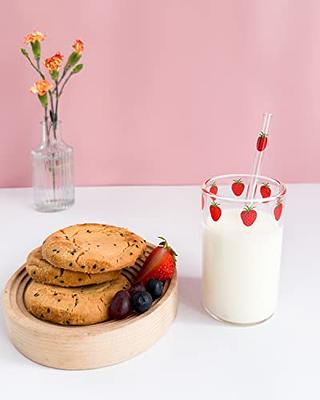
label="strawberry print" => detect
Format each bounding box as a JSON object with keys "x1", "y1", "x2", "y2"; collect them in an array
[
  {"x1": 209, "y1": 202, "x2": 222, "y2": 222},
  {"x1": 240, "y1": 205, "x2": 257, "y2": 226},
  {"x1": 209, "y1": 181, "x2": 218, "y2": 199},
  {"x1": 256, "y1": 132, "x2": 268, "y2": 152},
  {"x1": 260, "y1": 183, "x2": 271, "y2": 198},
  {"x1": 274, "y1": 201, "x2": 283, "y2": 221},
  {"x1": 232, "y1": 179, "x2": 245, "y2": 196}
]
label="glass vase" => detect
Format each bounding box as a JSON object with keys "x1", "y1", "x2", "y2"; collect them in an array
[{"x1": 32, "y1": 121, "x2": 75, "y2": 212}]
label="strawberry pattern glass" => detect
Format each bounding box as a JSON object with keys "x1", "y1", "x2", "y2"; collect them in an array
[{"x1": 201, "y1": 174, "x2": 287, "y2": 325}]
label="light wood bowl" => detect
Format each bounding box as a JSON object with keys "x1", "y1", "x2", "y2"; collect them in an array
[{"x1": 3, "y1": 244, "x2": 178, "y2": 370}]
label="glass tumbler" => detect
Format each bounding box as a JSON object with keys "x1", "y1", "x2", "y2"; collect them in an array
[{"x1": 201, "y1": 174, "x2": 286, "y2": 325}]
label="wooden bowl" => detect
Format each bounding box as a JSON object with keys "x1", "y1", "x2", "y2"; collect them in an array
[{"x1": 3, "y1": 244, "x2": 177, "y2": 370}]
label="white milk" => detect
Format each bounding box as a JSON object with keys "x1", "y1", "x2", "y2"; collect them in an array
[{"x1": 202, "y1": 209, "x2": 283, "y2": 324}]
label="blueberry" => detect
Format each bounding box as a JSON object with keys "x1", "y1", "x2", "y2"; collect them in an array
[
  {"x1": 146, "y1": 279, "x2": 164, "y2": 300},
  {"x1": 132, "y1": 291, "x2": 153, "y2": 314},
  {"x1": 130, "y1": 282, "x2": 146, "y2": 296}
]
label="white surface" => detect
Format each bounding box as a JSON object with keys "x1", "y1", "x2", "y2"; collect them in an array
[
  {"x1": 203, "y1": 210, "x2": 283, "y2": 324},
  {"x1": 0, "y1": 184, "x2": 319, "y2": 400}
]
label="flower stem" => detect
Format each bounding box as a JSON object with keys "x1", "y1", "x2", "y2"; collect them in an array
[
  {"x1": 44, "y1": 105, "x2": 56, "y2": 201},
  {"x1": 58, "y1": 71, "x2": 74, "y2": 96},
  {"x1": 44, "y1": 107, "x2": 49, "y2": 141},
  {"x1": 51, "y1": 151, "x2": 57, "y2": 201},
  {"x1": 24, "y1": 54, "x2": 45, "y2": 79},
  {"x1": 55, "y1": 79, "x2": 59, "y2": 129},
  {"x1": 48, "y1": 91, "x2": 56, "y2": 140},
  {"x1": 48, "y1": 91, "x2": 54, "y2": 116},
  {"x1": 58, "y1": 65, "x2": 69, "y2": 84}
]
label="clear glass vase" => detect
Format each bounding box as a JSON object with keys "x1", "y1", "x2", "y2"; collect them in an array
[{"x1": 32, "y1": 121, "x2": 75, "y2": 212}]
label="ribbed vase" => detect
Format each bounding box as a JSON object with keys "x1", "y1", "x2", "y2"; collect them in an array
[{"x1": 32, "y1": 121, "x2": 74, "y2": 212}]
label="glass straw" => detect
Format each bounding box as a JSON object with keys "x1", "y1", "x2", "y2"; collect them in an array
[{"x1": 246, "y1": 113, "x2": 272, "y2": 201}]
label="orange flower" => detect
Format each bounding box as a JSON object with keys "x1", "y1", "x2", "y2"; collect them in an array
[
  {"x1": 30, "y1": 80, "x2": 53, "y2": 96},
  {"x1": 24, "y1": 31, "x2": 45, "y2": 44},
  {"x1": 44, "y1": 52, "x2": 64, "y2": 72},
  {"x1": 72, "y1": 39, "x2": 84, "y2": 54}
]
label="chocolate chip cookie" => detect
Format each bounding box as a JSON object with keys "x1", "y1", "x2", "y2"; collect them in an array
[
  {"x1": 26, "y1": 247, "x2": 120, "y2": 287},
  {"x1": 24, "y1": 274, "x2": 131, "y2": 325},
  {"x1": 41, "y1": 224, "x2": 147, "y2": 274}
]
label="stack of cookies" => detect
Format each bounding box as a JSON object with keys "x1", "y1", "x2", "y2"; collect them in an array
[{"x1": 24, "y1": 223, "x2": 147, "y2": 326}]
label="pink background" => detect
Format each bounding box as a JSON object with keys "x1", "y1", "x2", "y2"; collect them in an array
[{"x1": 1, "y1": 0, "x2": 319, "y2": 187}]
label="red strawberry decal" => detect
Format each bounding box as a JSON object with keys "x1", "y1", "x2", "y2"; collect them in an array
[
  {"x1": 138, "y1": 237, "x2": 177, "y2": 284},
  {"x1": 274, "y1": 201, "x2": 283, "y2": 221},
  {"x1": 231, "y1": 179, "x2": 245, "y2": 196},
  {"x1": 201, "y1": 194, "x2": 205, "y2": 210},
  {"x1": 256, "y1": 132, "x2": 268, "y2": 152},
  {"x1": 209, "y1": 181, "x2": 218, "y2": 199},
  {"x1": 260, "y1": 182, "x2": 271, "y2": 198},
  {"x1": 209, "y1": 202, "x2": 222, "y2": 221},
  {"x1": 241, "y1": 205, "x2": 257, "y2": 226}
]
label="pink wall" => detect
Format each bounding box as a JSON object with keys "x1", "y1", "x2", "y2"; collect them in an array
[{"x1": 1, "y1": 0, "x2": 319, "y2": 187}]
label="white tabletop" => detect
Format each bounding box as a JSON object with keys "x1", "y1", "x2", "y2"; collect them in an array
[{"x1": 1, "y1": 184, "x2": 319, "y2": 400}]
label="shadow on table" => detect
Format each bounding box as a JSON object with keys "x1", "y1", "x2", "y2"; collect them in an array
[{"x1": 178, "y1": 275, "x2": 218, "y2": 326}]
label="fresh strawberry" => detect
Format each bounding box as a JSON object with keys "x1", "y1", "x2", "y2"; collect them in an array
[
  {"x1": 256, "y1": 132, "x2": 268, "y2": 152},
  {"x1": 209, "y1": 181, "x2": 218, "y2": 198},
  {"x1": 232, "y1": 179, "x2": 245, "y2": 196},
  {"x1": 260, "y1": 182, "x2": 271, "y2": 198},
  {"x1": 240, "y1": 205, "x2": 257, "y2": 226},
  {"x1": 138, "y1": 237, "x2": 176, "y2": 284},
  {"x1": 209, "y1": 202, "x2": 222, "y2": 221},
  {"x1": 274, "y1": 202, "x2": 283, "y2": 221}
]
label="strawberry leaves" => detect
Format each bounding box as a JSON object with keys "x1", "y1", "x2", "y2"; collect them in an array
[{"x1": 158, "y1": 236, "x2": 178, "y2": 259}]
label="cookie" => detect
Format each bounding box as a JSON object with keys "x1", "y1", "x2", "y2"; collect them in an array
[
  {"x1": 24, "y1": 274, "x2": 131, "y2": 325},
  {"x1": 26, "y1": 248, "x2": 120, "y2": 287},
  {"x1": 41, "y1": 224, "x2": 146, "y2": 274}
]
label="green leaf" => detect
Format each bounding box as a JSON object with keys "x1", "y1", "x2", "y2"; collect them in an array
[
  {"x1": 72, "y1": 64, "x2": 83, "y2": 74},
  {"x1": 50, "y1": 70, "x2": 59, "y2": 80},
  {"x1": 31, "y1": 41, "x2": 41, "y2": 59},
  {"x1": 66, "y1": 52, "x2": 81, "y2": 67},
  {"x1": 20, "y1": 48, "x2": 28, "y2": 56},
  {"x1": 38, "y1": 94, "x2": 48, "y2": 108}
]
